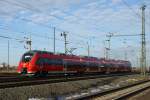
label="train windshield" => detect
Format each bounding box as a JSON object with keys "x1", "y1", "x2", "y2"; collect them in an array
[{"x1": 22, "y1": 53, "x2": 34, "y2": 62}]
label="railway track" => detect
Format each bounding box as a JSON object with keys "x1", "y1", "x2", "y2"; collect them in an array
[
  {"x1": 0, "y1": 73, "x2": 136, "y2": 89},
  {"x1": 0, "y1": 72, "x2": 19, "y2": 77},
  {"x1": 0, "y1": 74, "x2": 65, "y2": 83},
  {"x1": 110, "y1": 81, "x2": 150, "y2": 100},
  {"x1": 0, "y1": 73, "x2": 135, "y2": 83},
  {"x1": 71, "y1": 76, "x2": 150, "y2": 100}
]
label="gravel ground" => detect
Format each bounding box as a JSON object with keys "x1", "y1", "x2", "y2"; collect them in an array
[
  {"x1": 0, "y1": 70, "x2": 17, "y2": 75},
  {"x1": 0, "y1": 75, "x2": 147, "y2": 100}
]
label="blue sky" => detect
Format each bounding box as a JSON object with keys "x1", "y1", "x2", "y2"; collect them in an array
[{"x1": 0, "y1": 0, "x2": 149, "y2": 67}]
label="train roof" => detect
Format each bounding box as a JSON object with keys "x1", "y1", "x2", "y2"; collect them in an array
[
  {"x1": 24, "y1": 50, "x2": 92, "y2": 57},
  {"x1": 24, "y1": 50, "x2": 53, "y2": 54},
  {"x1": 24, "y1": 50, "x2": 131, "y2": 63}
]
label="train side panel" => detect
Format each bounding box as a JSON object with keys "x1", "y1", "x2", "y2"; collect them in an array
[{"x1": 17, "y1": 50, "x2": 132, "y2": 75}]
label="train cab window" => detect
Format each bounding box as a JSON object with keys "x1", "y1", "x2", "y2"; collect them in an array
[{"x1": 22, "y1": 53, "x2": 34, "y2": 62}]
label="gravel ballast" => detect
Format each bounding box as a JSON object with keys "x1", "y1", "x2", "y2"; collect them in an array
[{"x1": 0, "y1": 75, "x2": 147, "y2": 100}]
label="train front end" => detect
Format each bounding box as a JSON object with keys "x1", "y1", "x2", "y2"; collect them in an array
[{"x1": 17, "y1": 51, "x2": 37, "y2": 75}]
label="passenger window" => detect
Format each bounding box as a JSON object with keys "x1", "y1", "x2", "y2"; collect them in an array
[{"x1": 36, "y1": 58, "x2": 63, "y2": 66}]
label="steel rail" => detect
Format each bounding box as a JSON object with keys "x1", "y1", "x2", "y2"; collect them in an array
[
  {"x1": 113, "y1": 81, "x2": 150, "y2": 100},
  {"x1": 0, "y1": 73, "x2": 136, "y2": 89},
  {"x1": 74, "y1": 78, "x2": 150, "y2": 100},
  {"x1": 0, "y1": 73, "x2": 135, "y2": 83}
]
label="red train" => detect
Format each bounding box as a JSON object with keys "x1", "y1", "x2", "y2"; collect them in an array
[{"x1": 17, "y1": 50, "x2": 132, "y2": 75}]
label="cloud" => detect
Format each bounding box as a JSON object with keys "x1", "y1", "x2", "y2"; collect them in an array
[
  {"x1": 0, "y1": 0, "x2": 150, "y2": 65},
  {"x1": 111, "y1": 0, "x2": 122, "y2": 4},
  {"x1": 0, "y1": 0, "x2": 81, "y2": 20},
  {"x1": 28, "y1": 14, "x2": 54, "y2": 24}
]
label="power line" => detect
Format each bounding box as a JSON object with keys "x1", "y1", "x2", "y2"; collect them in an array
[
  {"x1": 0, "y1": 25, "x2": 108, "y2": 57},
  {"x1": 0, "y1": 1, "x2": 80, "y2": 33},
  {"x1": 1, "y1": 0, "x2": 63, "y2": 20},
  {"x1": 1, "y1": 0, "x2": 116, "y2": 47},
  {"x1": 0, "y1": 25, "x2": 62, "y2": 41},
  {"x1": 1, "y1": 0, "x2": 96, "y2": 40},
  {"x1": 121, "y1": 0, "x2": 141, "y2": 17},
  {"x1": 121, "y1": 0, "x2": 150, "y2": 26},
  {"x1": 0, "y1": 26, "x2": 86, "y2": 48},
  {"x1": 107, "y1": 34, "x2": 141, "y2": 37},
  {"x1": 1, "y1": 0, "x2": 133, "y2": 55},
  {"x1": 0, "y1": 34, "x2": 23, "y2": 41},
  {"x1": 1, "y1": 12, "x2": 91, "y2": 44}
]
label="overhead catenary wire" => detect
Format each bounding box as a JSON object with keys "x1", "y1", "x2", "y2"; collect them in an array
[
  {"x1": 1, "y1": 1, "x2": 147, "y2": 54},
  {"x1": 0, "y1": 0, "x2": 122, "y2": 48},
  {"x1": 0, "y1": 26, "x2": 86, "y2": 47},
  {"x1": 0, "y1": 0, "x2": 91, "y2": 40},
  {"x1": 121, "y1": 0, "x2": 150, "y2": 26},
  {"x1": 0, "y1": 0, "x2": 64, "y2": 21},
  {"x1": 121, "y1": 0, "x2": 141, "y2": 17},
  {"x1": 0, "y1": 34, "x2": 24, "y2": 41},
  {"x1": 1, "y1": 0, "x2": 149, "y2": 41}
]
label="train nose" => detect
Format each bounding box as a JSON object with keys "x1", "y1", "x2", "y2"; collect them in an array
[{"x1": 21, "y1": 68, "x2": 27, "y2": 74}]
